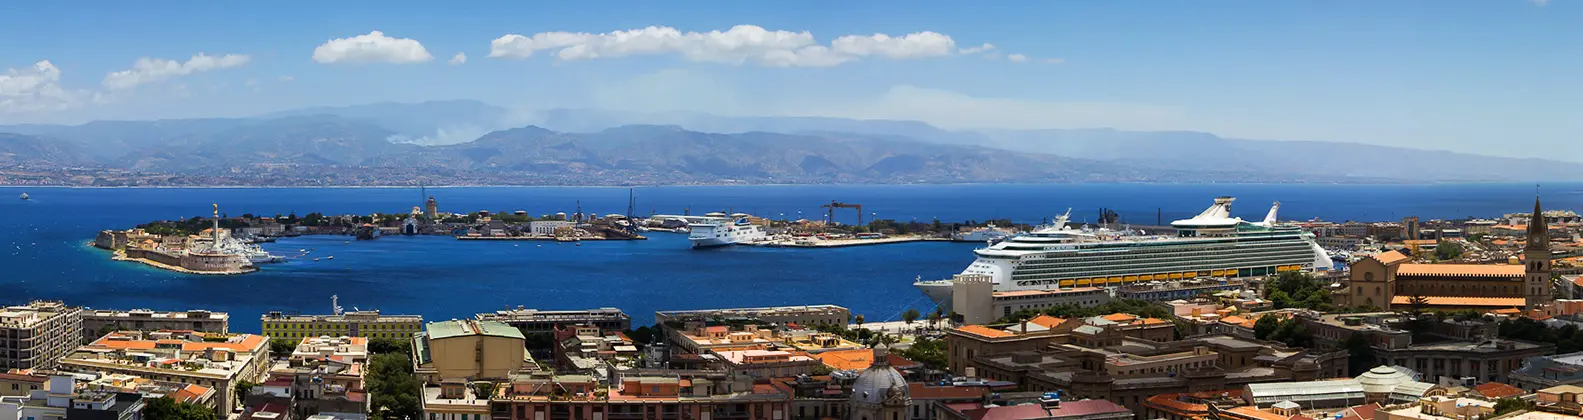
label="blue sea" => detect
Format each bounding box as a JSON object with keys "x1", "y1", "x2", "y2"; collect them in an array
[{"x1": 0, "y1": 183, "x2": 1577, "y2": 333}]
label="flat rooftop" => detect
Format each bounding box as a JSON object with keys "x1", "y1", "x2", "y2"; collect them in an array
[
  {"x1": 86, "y1": 309, "x2": 228, "y2": 320},
  {"x1": 476, "y1": 307, "x2": 629, "y2": 322},
  {"x1": 261, "y1": 310, "x2": 420, "y2": 322}
]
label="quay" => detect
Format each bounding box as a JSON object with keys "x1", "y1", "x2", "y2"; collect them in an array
[
  {"x1": 108, "y1": 248, "x2": 256, "y2": 276},
  {"x1": 742, "y1": 235, "x2": 950, "y2": 248},
  {"x1": 454, "y1": 235, "x2": 646, "y2": 241}
]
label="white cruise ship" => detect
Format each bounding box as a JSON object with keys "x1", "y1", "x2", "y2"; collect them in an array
[
  {"x1": 915, "y1": 197, "x2": 1332, "y2": 307},
  {"x1": 685, "y1": 212, "x2": 768, "y2": 248}
]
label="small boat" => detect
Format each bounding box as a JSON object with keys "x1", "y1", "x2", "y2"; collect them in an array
[
  {"x1": 313, "y1": 258, "x2": 320, "y2": 261},
  {"x1": 327, "y1": 256, "x2": 334, "y2": 260},
  {"x1": 18, "y1": 193, "x2": 28, "y2": 200}
]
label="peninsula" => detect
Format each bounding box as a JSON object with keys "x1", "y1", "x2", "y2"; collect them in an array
[{"x1": 92, "y1": 198, "x2": 647, "y2": 275}]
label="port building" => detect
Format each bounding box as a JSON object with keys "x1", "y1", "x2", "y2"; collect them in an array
[
  {"x1": 261, "y1": 309, "x2": 422, "y2": 340},
  {"x1": 81, "y1": 308, "x2": 229, "y2": 340},
  {"x1": 475, "y1": 307, "x2": 630, "y2": 336},
  {"x1": 0, "y1": 300, "x2": 83, "y2": 370},
  {"x1": 655, "y1": 305, "x2": 851, "y2": 328},
  {"x1": 58, "y1": 330, "x2": 270, "y2": 414}
]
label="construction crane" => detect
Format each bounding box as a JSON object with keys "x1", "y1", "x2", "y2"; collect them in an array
[{"x1": 822, "y1": 201, "x2": 863, "y2": 226}]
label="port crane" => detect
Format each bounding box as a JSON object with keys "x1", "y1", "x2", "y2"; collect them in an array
[{"x1": 822, "y1": 201, "x2": 864, "y2": 226}]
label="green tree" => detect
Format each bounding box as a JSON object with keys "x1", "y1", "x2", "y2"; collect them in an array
[
  {"x1": 473, "y1": 381, "x2": 497, "y2": 399},
  {"x1": 369, "y1": 337, "x2": 412, "y2": 355},
  {"x1": 1254, "y1": 315, "x2": 1281, "y2": 341},
  {"x1": 895, "y1": 337, "x2": 948, "y2": 370},
  {"x1": 1494, "y1": 398, "x2": 1530, "y2": 416},
  {"x1": 143, "y1": 396, "x2": 217, "y2": 420},
  {"x1": 1407, "y1": 294, "x2": 1430, "y2": 314},
  {"x1": 854, "y1": 314, "x2": 865, "y2": 329},
  {"x1": 1343, "y1": 334, "x2": 1376, "y2": 376},
  {"x1": 368, "y1": 353, "x2": 422, "y2": 420},
  {"x1": 233, "y1": 380, "x2": 256, "y2": 408},
  {"x1": 1434, "y1": 242, "x2": 1464, "y2": 261},
  {"x1": 901, "y1": 309, "x2": 921, "y2": 325},
  {"x1": 269, "y1": 338, "x2": 297, "y2": 358},
  {"x1": 927, "y1": 308, "x2": 944, "y2": 328}
]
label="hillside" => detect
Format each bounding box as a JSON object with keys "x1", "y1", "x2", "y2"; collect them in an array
[{"x1": 0, "y1": 100, "x2": 1577, "y2": 185}]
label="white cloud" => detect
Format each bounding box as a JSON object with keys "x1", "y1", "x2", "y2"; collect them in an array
[
  {"x1": 313, "y1": 31, "x2": 433, "y2": 64},
  {"x1": 1007, "y1": 54, "x2": 1028, "y2": 63},
  {"x1": 102, "y1": 53, "x2": 251, "y2": 91},
  {"x1": 277, "y1": 75, "x2": 294, "y2": 82},
  {"x1": 449, "y1": 52, "x2": 467, "y2": 65},
  {"x1": 489, "y1": 25, "x2": 962, "y2": 67},
  {"x1": 959, "y1": 43, "x2": 996, "y2": 54},
  {"x1": 245, "y1": 78, "x2": 259, "y2": 87},
  {"x1": 1531, "y1": 0, "x2": 1549, "y2": 5},
  {"x1": 830, "y1": 31, "x2": 955, "y2": 59},
  {"x1": 0, "y1": 60, "x2": 81, "y2": 112}
]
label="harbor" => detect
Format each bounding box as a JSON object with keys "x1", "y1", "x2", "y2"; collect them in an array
[{"x1": 742, "y1": 234, "x2": 952, "y2": 248}]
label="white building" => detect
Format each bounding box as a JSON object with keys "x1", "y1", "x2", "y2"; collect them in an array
[{"x1": 529, "y1": 221, "x2": 575, "y2": 236}]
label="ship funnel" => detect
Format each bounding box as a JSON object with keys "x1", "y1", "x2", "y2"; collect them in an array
[{"x1": 1259, "y1": 202, "x2": 1280, "y2": 227}]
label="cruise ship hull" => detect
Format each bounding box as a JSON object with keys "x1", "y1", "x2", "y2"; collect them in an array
[{"x1": 916, "y1": 198, "x2": 1331, "y2": 308}]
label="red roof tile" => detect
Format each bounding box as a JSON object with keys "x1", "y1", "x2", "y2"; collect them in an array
[{"x1": 1472, "y1": 382, "x2": 1526, "y2": 399}]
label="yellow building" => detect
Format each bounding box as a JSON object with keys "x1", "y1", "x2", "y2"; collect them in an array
[
  {"x1": 411, "y1": 319, "x2": 526, "y2": 384},
  {"x1": 260, "y1": 310, "x2": 422, "y2": 340}
]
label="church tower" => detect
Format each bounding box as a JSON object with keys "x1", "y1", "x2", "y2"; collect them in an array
[{"x1": 1526, "y1": 196, "x2": 1554, "y2": 310}]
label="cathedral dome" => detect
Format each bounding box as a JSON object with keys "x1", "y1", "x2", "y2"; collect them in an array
[{"x1": 851, "y1": 343, "x2": 908, "y2": 405}]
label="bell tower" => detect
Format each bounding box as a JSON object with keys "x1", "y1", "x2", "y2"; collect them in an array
[{"x1": 1526, "y1": 196, "x2": 1554, "y2": 311}]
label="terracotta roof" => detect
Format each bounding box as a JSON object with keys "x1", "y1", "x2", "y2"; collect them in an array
[
  {"x1": 1144, "y1": 393, "x2": 1208, "y2": 416},
  {"x1": 1224, "y1": 406, "x2": 1294, "y2": 420},
  {"x1": 1473, "y1": 382, "x2": 1526, "y2": 399},
  {"x1": 1396, "y1": 264, "x2": 1524, "y2": 278},
  {"x1": 1102, "y1": 313, "x2": 1138, "y2": 322},
  {"x1": 954, "y1": 325, "x2": 1014, "y2": 339},
  {"x1": 0, "y1": 373, "x2": 46, "y2": 383},
  {"x1": 1389, "y1": 296, "x2": 1524, "y2": 308},
  {"x1": 1340, "y1": 403, "x2": 1380, "y2": 420},
  {"x1": 182, "y1": 334, "x2": 268, "y2": 352},
  {"x1": 171, "y1": 384, "x2": 211, "y2": 403},
  {"x1": 907, "y1": 383, "x2": 984, "y2": 400},
  {"x1": 1027, "y1": 315, "x2": 1066, "y2": 329},
  {"x1": 814, "y1": 349, "x2": 877, "y2": 371},
  {"x1": 1219, "y1": 315, "x2": 1249, "y2": 325},
  {"x1": 1373, "y1": 250, "x2": 1410, "y2": 265},
  {"x1": 1135, "y1": 317, "x2": 1170, "y2": 325}
]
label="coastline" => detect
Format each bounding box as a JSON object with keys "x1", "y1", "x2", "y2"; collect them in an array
[{"x1": 102, "y1": 247, "x2": 257, "y2": 276}]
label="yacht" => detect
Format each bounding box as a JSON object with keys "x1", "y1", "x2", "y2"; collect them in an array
[
  {"x1": 685, "y1": 212, "x2": 768, "y2": 248},
  {"x1": 953, "y1": 223, "x2": 1016, "y2": 244},
  {"x1": 915, "y1": 197, "x2": 1332, "y2": 307}
]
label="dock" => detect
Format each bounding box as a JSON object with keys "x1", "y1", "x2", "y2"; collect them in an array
[
  {"x1": 455, "y1": 235, "x2": 646, "y2": 241},
  {"x1": 741, "y1": 235, "x2": 951, "y2": 248}
]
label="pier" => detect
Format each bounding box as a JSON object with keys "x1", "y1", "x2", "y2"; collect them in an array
[{"x1": 741, "y1": 235, "x2": 951, "y2": 248}]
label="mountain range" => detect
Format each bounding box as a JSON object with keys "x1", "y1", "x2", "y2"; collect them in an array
[{"x1": 0, "y1": 100, "x2": 1574, "y2": 186}]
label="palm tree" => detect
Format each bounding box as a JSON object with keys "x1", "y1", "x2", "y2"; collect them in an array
[
  {"x1": 902, "y1": 309, "x2": 921, "y2": 325},
  {"x1": 928, "y1": 311, "x2": 943, "y2": 329},
  {"x1": 854, "y1": 314, "x2": 865, "y2": 329}
]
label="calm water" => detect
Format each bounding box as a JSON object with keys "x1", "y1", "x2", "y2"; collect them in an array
[{"x1": 0, "y1": 183, "x2": 1578, "y2": 333}]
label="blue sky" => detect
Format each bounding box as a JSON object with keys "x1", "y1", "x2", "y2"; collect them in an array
[{"x1": 1, "y1": 1, "x2": 1578, "y2": 158}]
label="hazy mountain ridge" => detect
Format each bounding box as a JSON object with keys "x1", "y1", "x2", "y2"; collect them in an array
[{"x1": 0, "y1": 100, "x2": 1573, "y2": 185}]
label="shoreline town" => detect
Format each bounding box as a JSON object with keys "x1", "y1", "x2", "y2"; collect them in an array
[{"x1": 12, "y1": 193, "x2": 1583, "y2": 420}]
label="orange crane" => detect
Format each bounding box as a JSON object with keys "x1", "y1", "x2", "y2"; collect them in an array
[{"x1": 822, "y1": 201, "x2": 863, "y2": 226}]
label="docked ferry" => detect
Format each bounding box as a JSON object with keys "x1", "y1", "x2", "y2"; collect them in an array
[
  {"x1": 685, "y1": 212, "x2": 768, "y2": 248},
  {"x1": 915, "y1": 197, "x2": 1332, "y2": 306}
]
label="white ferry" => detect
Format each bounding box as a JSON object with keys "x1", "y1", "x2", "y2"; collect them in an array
[
  {"x1": 656, "y1": 212, "x2": 768, "y2": 248},
  {"x1": 915, "y1": 197, "x2": 1332, "y2": 307}
]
